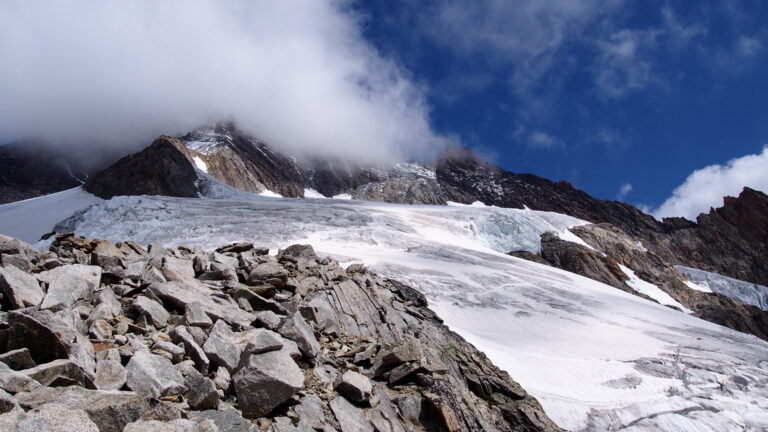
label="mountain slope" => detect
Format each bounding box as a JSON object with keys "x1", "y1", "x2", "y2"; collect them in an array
[
  {"x1": 0, "y1": 140, "x2": 89, "y2": 204},
  {"x1": 50, "y1": 191, "x2": 768, "y2": 431}
]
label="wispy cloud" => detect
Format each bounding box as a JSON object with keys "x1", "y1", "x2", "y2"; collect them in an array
[
  {"x1": 652, "y1": 146, "x2": 768, "y2": 220},
  {"x1": 0, "y1": 0, "x2": 445, "y2": 164},
  {"x1": 616, "y1": 183, "x2": 633, "y2": 200}
]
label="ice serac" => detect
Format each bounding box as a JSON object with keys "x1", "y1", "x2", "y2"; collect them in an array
[{"x1": 83, "y1": 136, "x2": 200, "y2": 199}]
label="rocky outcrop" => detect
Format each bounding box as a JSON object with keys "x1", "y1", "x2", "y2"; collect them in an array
[
  {"x1": 181, "y1": 124, "x2": 384, "y2": 198},
  {"x1": 0, "y1": 233, "x2": 559, "y2": 432},
  {"x1": 521, "y1": 223, "x2": 768, "y2": 341},
  {"x1": 84, "y1": 136, "x2": 200, "y2": 199},
  {"x1": 657, "y1": 187, "x2": 768, "y2": 286}
]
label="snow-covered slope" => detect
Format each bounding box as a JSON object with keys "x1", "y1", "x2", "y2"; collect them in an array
[
  {"x1": 0, "y1": 187, "x2": 102, "y2": 243},
  {"x1": 678, "y1": 265, "x2": 768, "y2": 311},
  {"x1": 44, "y1": 191, "x2": 768, "y2": 431}
]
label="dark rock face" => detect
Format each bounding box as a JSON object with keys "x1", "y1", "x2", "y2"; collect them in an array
[
  {"x1": 538, "y1": 232, "x2": 634, "y2": 295},
  {"x1": 83, "y1": 136, "x2": 199, "y2": 199},
  {"x1": 435, "y1": 146, "x2": 662, "y2": 238},
  {"x1": 180, "y1": 124, "x2": 383, "y2": 198},
  {"x1": 659, "y1": 188, "x2": 768, "y2": 286},
  {"x1": 0, "y1": 141, "x2": 88, "y2": 204}
]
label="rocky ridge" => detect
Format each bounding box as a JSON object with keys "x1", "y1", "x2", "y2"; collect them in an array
[
  {"x1": 513, "y1": 223, "x2": 768, "y2": 341},
  {"x1": 0, "y1": 233, "x2": 558, "y2": 432}
]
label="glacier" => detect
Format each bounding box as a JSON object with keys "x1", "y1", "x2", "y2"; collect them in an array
[
  {"x1": 677, "y1": 265, "x2": 768, "y2": 312},
  {"x1": 2, "y1": 189, "x2": 768, "y2": 431}
]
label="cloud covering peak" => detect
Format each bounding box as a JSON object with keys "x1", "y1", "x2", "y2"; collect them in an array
[{"x1": 0, "y1": 0, "x2": 444, "y2": 164}]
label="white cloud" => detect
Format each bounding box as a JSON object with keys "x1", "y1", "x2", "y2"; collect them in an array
[
  {"x1": 653, "y1": 147, "x2": 768, "y2": 220},
  {"x1": 617, "y1": 183, "x2": 633, "y2": 200},
  {"x1": 0, "y1": 0, "x2": 444, "y2": 164},
  {"x1": 528, "y1": 131, "x2": 559, "y2": 149}
]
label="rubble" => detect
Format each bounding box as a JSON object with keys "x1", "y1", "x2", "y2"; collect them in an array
[{"x1": 0, "y1": 234, "x2": 559, "y2": 431}]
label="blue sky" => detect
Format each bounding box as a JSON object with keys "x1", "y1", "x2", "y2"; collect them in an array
[{"x1": 353, "y1": 0, "x2": 768, "y2": 212}]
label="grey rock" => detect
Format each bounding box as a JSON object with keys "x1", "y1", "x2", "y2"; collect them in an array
[
  {"x1": 152, "y1": 341, "x2": 186, "y2": 363},
  {"x1": 161, "y1": 256, "x2": 196, "y2": 282},
  {"x1": 253, "y1": 310, "x2": 283, "y2": 329},
  {"x1": 282, "y1": 339, "x2": 302, "y2": 360},
  {"x1": 89, "y1": 319, "x2": 113, "y2": 339},
  {"x1": 0, "y1": 349, "x2": 35, "y2": 371},
  {"x1": 0, "y1": 362, "x2": 41, "y2": 394},
  {"x1": 15, "y1": 385, "x2": 182, "y2": 432},
  {"x1": 277, "y1": 244, "x2": 319, "y2": 263},
  {"x1": 237, "y1": 328, "x2": 284, "y2": 354},
  {"x1": 247, "y1": 262, "x2": 288, "y2": 286},
  {"x1": 176, "y1": 362, "x2": 219, "y2": 410},
  {"x1": 169, "y1": 326, "x2": 210, "y2": 373},
  {"x1": 395, "y1": 393, "x2": 423, "y2": 424},
  {"x1": 149, "y1": 281, "x2": 255, "y2": 328},
  {"x1": 335, "y1": 371, "x2": 373, "y2": 404},
  {"x1": 278, "y1": 313, "x2": 320, "y2": 359},
  {"x1": 330, "y1": 396, "x2": 373, "y2": 432},
  {"x1": 3, "y1": 253, "x2": 34, "y2": 272},
  {"x1": 233, "y1": 349, "x2": 304, "y2": 418},
  {"x1": 5, "y1": 403, "x2": 100, "y2": 432},
  {"x1": 94, "y1": 359, "x2": 127, "y2": 391},
  {"x1": 143, "y1": 265, "x2": 167, "y2": 283},
  {"x1": 203, "y1": 320, "x2": 241, "y2": 372},
  {"x1": 21, "y1": 359, "x2": 93, "y2": 388},
  {"x1": 37, "y1": 264, "x2": 101, "y2": 311},
  {"x1": 133, "y1": 296, "x2": 170, "y2": 328},
  {"x1": 185, "y1": 302, "x2": 213, "y2": 328},
  {"x1": 125, "y1": 351, "x2": 186, "y2": 398},
  {"x1": 190, "y1": 410, "x2": 258, "y2": 432},
  {"x1": 0, "y1": 265, "x2": 44, "y2": 309},
  {"x1": 6, "y1": 309, "x2": 79, "y2": 365},
  {"x1": 387, "y1": 361, "x2": 421, "y2": 384},
  {"x1": 294, "y1": 394, "x2": 326, "y2": 430},
  {"x1": 0, "y1": 388, "x2": 17, "y2": 414},
  {"x1": 124, "y1": 418, "x2": 219, "y2": 432},
  {"x1": 213, "y1": 366, "x2": 231, "y2": 393}
]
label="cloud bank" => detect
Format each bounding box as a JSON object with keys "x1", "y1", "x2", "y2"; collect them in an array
[
  {"x1": 653, "y1": 147, "x2": 768, "y2": 220},
  {"x1": 0, "y1": 0, "x2": 444, "y2": 164}
]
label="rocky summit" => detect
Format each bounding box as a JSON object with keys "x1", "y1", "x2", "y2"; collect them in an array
[{"x1": 0, "y1": 232, "x2": 558, "y2": 432}]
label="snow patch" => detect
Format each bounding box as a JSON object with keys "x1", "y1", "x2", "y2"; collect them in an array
[
  {"x1": 619, "y1": 265, "x2": 691, "y2": 312},
  {"x1": 683, "y1": 279, "x2": 713, "y2": 293},
  {"x1": 192, "y1": 156, "x2": 208, "y2": 173},
  {"x1": 258, "y1": 189, "x2": 283, "y2": 198},
  {"x1": 446, "y1": 200, "x2": 487, "y2": 207},
  {"x1": 303, "y1": 188, "x2": 327, "y2": 199},
  {"x1": 332, "y1": 193, "x2": 352, "y2": 200}
]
